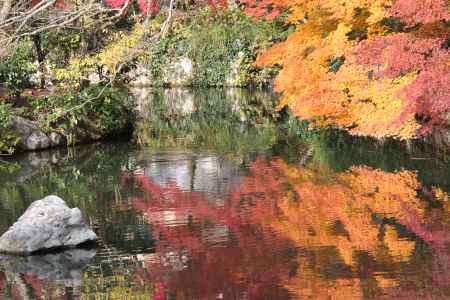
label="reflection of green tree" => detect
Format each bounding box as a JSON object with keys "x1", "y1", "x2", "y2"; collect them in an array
[
  {"x1": 302, "y1": 130, "x2": 450, "y2": 192},
  {"x1": 0, "y1": 144, "x2": 157, "y2": 300},
  {"x1": 135, "y1": 88, "x2": 284, "y2": 159},
  {"x1": 0, "y1": 144, "x2": 145, "y2": 233}
]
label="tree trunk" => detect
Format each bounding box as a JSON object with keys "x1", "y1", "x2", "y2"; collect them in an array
[{"x1": 32, "y1": 34, "x2": 46, "y2": 89}]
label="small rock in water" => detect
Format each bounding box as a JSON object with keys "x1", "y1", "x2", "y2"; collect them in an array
[{"x1": 0, "y1": 195, "x2": 97, "y2": 255}]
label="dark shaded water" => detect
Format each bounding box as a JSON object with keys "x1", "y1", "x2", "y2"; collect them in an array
[{"x1": 0, "y1": 89, "x2": 449, "y2": 299}]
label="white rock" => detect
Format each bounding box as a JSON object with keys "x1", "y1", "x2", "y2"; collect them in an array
[
  {"x1": 0, "y1": 196, "x2": 97, "y2": 254},
  {"x1": 165, "y1": 57, "x2": 194, "y2": 86}
]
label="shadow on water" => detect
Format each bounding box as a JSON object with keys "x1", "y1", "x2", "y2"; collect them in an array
[{"x1": 0, "y1": 88, "x2": 449, "y2": 299}]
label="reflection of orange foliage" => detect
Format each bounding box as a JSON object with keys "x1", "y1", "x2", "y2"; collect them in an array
[
  {"x1": 128, "y1": 157, "x2": 450, "y2": 299},
  {"x1": 271, "y1": 162, "x2": 450, "y2": 299}
]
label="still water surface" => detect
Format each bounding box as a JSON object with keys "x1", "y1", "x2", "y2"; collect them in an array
[{"x1": 0, "y1": 89, "x2": 449, "y2": 300}]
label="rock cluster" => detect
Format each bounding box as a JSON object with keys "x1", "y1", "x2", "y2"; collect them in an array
[{"x1": 12, "y1": 116, "x2": 66, "y2": 151}]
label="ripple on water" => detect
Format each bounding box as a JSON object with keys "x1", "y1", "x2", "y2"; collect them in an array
[{"x1": 0, "y1": 140, "x2": 449, "y2": 299}]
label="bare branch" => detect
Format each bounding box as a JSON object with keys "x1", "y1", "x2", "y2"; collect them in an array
[{"x1": 0, "y1": 0, "x2": 133, "y2": 51}]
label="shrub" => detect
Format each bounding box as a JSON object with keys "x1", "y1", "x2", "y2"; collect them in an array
[
  {"x1": 144, "y1": 9, "x2": 285, "y2": 87},
  {"x1": 0, "y1": 41, "x2": 37, "y2": 97},
  {"x1": 31, "y1": 85, "x2": 134, "y2": 142},
  {"x1": 0, "y1": 102, "x2": 19, "y2": 154}
]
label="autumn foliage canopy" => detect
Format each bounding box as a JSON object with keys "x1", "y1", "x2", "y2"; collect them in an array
[{"x1": 251, "y1": 0, "x2": 450, "y2": 139}]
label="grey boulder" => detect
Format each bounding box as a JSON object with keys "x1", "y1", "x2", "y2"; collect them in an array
[
  {"x1": 12, "y1": 116, "x2": 51, "y2": 150},
  {"x1": 11, "y1": 116, "x2": 66, "y2": 150},
  {"x1": 0, "y1": 195, "x2": 97, "y2": 254}
]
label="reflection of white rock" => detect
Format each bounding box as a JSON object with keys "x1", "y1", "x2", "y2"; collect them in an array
[
  {"x1": 161, "y1": 250, "x2": 189, "y2": 271},
  {"x1": 151, "y1": 210, "x2": 187, "y2": 227},
  {"x1": 138, "y1": 152, "x2": 242, "y2": 203},
  {"x1": 138, "y1": 251, "x2": 189, "y2": 272},
  {"x1": 145, "y1": 154, "x2": 194, "y2": 191},
  {"x1": 132, "y1": 88, "x2": 196, "y2": 118},
  {"x1": 163, "y1": 89, "x2": 195, "y2": 115},
  {"x1": 0, "y1": 249, "x2": 96, "y2": 299},
  {"x1": 193, "y1": 157, "x2": 241, "y2": 205}
]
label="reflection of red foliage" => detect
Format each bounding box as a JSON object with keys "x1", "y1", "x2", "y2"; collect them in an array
[
  {"x1": 129, "y1": 158, "x2": 287, "y2": 251},
  {"x1": 154, "y1": 282, "x2": 167, "y2": 300},
  {"x1": 163, "y1": 229, "x2": 294, "y2": 300},
  {"x1": 127, "y1": 156, "x2": 450, "y2": 299},
  {"x1": 23, "y1": 274, "x2": 44, "y2": 298},
  {"x1": 128, "y1": 157, "x2": 294, "y2": 298}
]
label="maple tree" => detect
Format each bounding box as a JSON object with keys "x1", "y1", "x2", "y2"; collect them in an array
[
  {"x1": 104, "y1": 0, "x2": 160, "y2": 15},
  {"x1": 239, "y1": 0, "x2": 281, "y2": 20},
  {"x1": 252, "y1": 0, "x2": 450, "y2": 139},
  {"x1": 207, "y1": 0, "x2": 228, "y2": 14},
  {"x1": 104, "y1": 0, "x2": 229, "y2": 16}
]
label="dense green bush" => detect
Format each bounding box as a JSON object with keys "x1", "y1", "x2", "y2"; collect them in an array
[
  {"x1": 145, "y1": 9, "x2": 285, "y2": 87},
  {"x1": 134, "y1": 88, "x2": 282, "y2": 157},
  {"x1": 0, "y1": 103, "x2": 19, "y2": 154},
  {"x1": 186, "y1": 9, "x2": 283, "y2": 86},
  {"x1": 0, "y1": 41, "x2": 37, "y2": 97},
  {"x1": 31, "y1": 85, "x2": 134, "y2": 143}
]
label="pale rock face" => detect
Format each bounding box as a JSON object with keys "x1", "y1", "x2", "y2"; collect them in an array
[
  {"x1": 49, "y1": 132, "x2": 66, "y2": 147},
  {"x1": 0, "y1": 196, "x2": 97, "y2": 254},
  {"x1": 129, "y1": 57, "x2": 195, "y2": 87},
  {"x1": 226, "y1": 51, "x2": 245, "y2": 87},
  {"x1": 164, "y1": 57, "x2": 194, "y2": 86}
]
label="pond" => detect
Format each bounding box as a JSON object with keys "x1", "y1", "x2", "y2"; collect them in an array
[{"x1": 0, "y1": 89, "x2": 449, "y2": 300}]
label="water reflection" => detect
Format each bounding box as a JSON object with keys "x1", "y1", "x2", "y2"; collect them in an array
[
  {"x1": 0, "y1": 88, "x2": 449, "y2": 298},
  {"x1": 270, "y1": 162, "x2": 450, "y2": 299},
  {"x1": 0, "y1": 143, "x2": 450, "y2": 299},
  {"x1": 0, "y1": 249, "x2": 96, "y2": 299},
  {"x1": 126, "y1": 156, "x2": 450, "y2": 299},
  {"x1": 132, "y1": 88, "x2": 283, "y2": 157}
]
